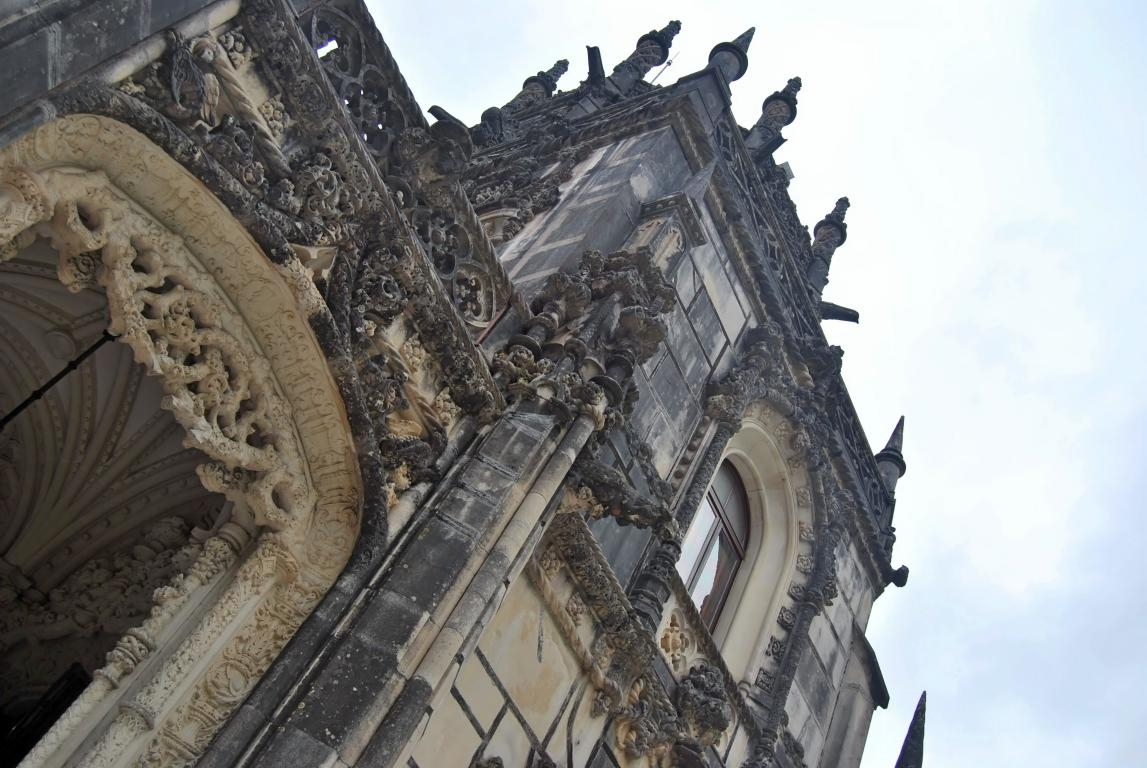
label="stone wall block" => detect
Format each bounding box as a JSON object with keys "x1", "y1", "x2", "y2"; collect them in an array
[
  {"x1": 796, "y1": 650, "x2": 834, "y2": 730},
  {"x1": 437, "y1": 487, "x2": 499, "y2": 537},
  {"x1": 383, "y1": 518, "x2": 477, "y2": 611},
  {"x1": 0, "y1": 27, "x2": 51, "y2": 118},
  {"x1": 285, "y1": 631, "x2": 410, "y2": 758}
]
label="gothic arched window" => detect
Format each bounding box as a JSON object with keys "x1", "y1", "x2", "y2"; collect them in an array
[{"x1": 676, "y1": 460, "x2": 750, "y2": 630}]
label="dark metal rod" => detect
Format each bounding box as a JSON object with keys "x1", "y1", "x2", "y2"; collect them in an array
[{"x1": 0, "y1": 331, "x2": 114, "y2": 433}]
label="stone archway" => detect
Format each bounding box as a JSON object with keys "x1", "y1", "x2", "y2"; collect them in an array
[
  {"x1": 0, "y1": 235, "x2": 235, "y2": 757},
  {"x1": 0, "y1": 115, "x2": 361, "y2": 767}
]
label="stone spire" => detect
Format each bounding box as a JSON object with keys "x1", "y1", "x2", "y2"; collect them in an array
[
  {"x1": 708, "y1": 27, "x2": 755, "y2": 83},
  {"x1": 611, "y1": 20, "x2": 682, "y2": 93},
  {"x1": 503, "y1": 59, "x2": 569, "y2": 113},
  {"x1": 893, "y1": 691, "x2": 926, "y2": 768},
  {"x1": 875, "y1": 416, "x2": 907, "y2": 494},
  {"x1": 746, "y1": 76, "x2": 802, "y2": 155},
  {"x1": 806, "y1": 196, "x2": 849, "y2": 299}
]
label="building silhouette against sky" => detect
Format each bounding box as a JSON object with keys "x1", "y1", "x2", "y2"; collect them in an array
[{"x1": 0, "y1": 1, "x2": 921, "y2": 765}]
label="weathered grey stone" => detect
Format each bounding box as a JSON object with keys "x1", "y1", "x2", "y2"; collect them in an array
[{"x1": 0, "y1": 3, "x2": 919, "y2": 766}]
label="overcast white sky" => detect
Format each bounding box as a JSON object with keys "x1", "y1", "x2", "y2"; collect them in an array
[{"x1": 371, "y1": 1, "x2": 1147, "y2": 764}]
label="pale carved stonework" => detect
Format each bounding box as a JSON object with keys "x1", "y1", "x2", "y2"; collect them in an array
[
  {"x1": 527, "y1": 496, "x2": 679, "y2": 762},
  {"x1": 660, "y1": 612, "x2": 693, "y2": 674},
  {"x1": 0, "y1": 115, "x2": 361, "y2": 768}
]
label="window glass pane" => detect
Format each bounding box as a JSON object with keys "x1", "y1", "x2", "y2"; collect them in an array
[
  {"x1": 696, "y1": 530, "x2": 742, "y2": 629},
  {"x1": 678, "y1": 462, "x2": 751, "y2": 630},
  {"x1": 690, "y1": 540, "x2": 719, "y2": 621},
  {"x1": 711, "y1": 462, "x2": 736, "y2": 507},
  {"x1": 724, "y1": 481, "x2": 750, "y2": 551},
  {"x1": 677, "y1": 499, "x2": 716, "y2": 586}
]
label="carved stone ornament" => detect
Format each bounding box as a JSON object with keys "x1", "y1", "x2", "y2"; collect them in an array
[
  {"x1": 570, "y1": 456, "x2": 676, "y2": 536},
  {"x1": 527, "y1": 500, "x2": 680, "y2": 761},
  {"x1": 297, "y1": 1, "x2": 511, "y2": 329},
  {"x1": 659, "y1": 613, "x2": 693, "y2": 673},
  {"x1": 495, "y1": 247, "x2": 675, "y2": 431},
  {"x1": 674, "y1": 662, "x2": 732, "y2": 748},
  {"x1": 0, "y1": 116, "x2": 360, "y2": 768}
]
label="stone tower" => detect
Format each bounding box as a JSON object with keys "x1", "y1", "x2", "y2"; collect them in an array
[{"x1": 0, "y1": 2, "x2": 917, "y2": 766}]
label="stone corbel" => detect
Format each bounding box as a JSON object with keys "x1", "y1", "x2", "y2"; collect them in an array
[
  {"x1": 569, "y1": 456, "x2": 676, "y2": 535},
  {"x1": 674, "y1": 662, "x2": 733, "y2": 750}
]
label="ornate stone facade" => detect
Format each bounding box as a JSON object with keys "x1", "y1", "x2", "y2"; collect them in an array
[{"x1": 0, "y1": 3, "x2": 916, "y2": 767}]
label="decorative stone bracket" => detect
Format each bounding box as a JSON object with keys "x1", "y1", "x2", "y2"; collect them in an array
[{"x1": 569, "y1": 456, "x2": 676, "y2": 536}]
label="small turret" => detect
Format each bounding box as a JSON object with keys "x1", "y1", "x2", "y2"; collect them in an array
[
  {"x1": 893, "y1": 691, "x2": 926, "y2": 768},
  {"x1": 746, "y1": 76, "x2": 801, "y2": 155},
  {"x1": 806, "y1": 196, "x2": 849, "y2": 299},
  {"x1": 504, "y1": 59, "x2": 569, "y2": 113},
  {"x1": 610, "y1": 20, "x2": 682, "y2": 94},
  {"x1": 875, "y1": 415, "x2": 907, "y2": 494},
  {"x1": 707, "y1": 27, "x2": 755, "y2": 83}
]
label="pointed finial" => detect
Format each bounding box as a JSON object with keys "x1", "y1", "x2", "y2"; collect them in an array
[
  {"x1": 894, "y1": 691, "x2": 926, "y2": 768},
  {"x1": 635, "y1": 19, "x2": 682, "y2": 64},
  {"x1": 708, "y1": 26, "x2": 755, "y2": 82},
  {"x1": 640, "y1": 19, "x2": 682, "y2": 65},
  {"x1": 504, "y1": 58, "x2": 570, "y2": 113},
  {"x1": 814, "y1": 196, "x2": 849, "y2": 244},
  {"x1": 747, "y1": 76, "x2": 802, "y2": 156},
  {"x1": 875, "y1": 416, "x2": 907, "y2": 493},
  {"x1": 766, "y1": 76, "x2": 802, "y2": 120},
  {"x1": 884, "y1": 415, "x2": 905, "y2": 453},
  {"x1": 658, "y1": 20, "x2": 683, "y2": 44}
]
